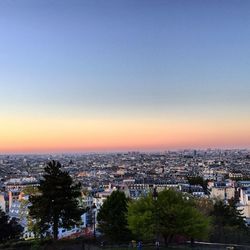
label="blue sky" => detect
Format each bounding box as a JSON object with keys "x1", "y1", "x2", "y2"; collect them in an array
[{"x1": 0, "y1": 1, "x2": 250, "y2": 152}]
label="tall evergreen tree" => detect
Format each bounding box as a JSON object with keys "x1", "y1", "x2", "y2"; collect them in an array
[
  {"x1": 29, "y1": 160, "x2": 82, "y2": 240},
  {"x1": 210, "y1": 200, "x2": 249, "y2": 243},
  {"x1": 97, "y1": 190, "x2": 132, "y2": 243}
]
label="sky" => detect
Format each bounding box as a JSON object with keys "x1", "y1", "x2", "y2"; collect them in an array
[{"x1": 0, "y1": 0, "x2": 250, "y2": 153}]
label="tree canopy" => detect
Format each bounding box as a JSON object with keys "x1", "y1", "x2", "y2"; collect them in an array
[
  {"x1": 29, "y1": 160, "x2": 82, "y2": 240},
  {"x1": 0, "y1": 208, "x2": 23, "y2": 242},
  {"x1": 128, "y1": 189, "x2": 210, "y2": 245},
  {"x1": 187, "y1": 176, "x2": 209, "y2": 194},
  {"x1": 210, "y1": 199, "x2": 249, "y2": 244},
  {"x1": 97, "y1": 190, "x2": 132, "y2": 242}
]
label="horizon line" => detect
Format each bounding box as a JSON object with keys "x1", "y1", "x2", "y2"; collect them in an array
[{"x1": 1, "y1": 147, "x2": 250, "y2": 155}]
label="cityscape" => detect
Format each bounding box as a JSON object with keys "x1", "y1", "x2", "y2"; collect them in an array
[
  {"x1": 1, "y1": 0, "x2": 250, "y2": 249},
  {"x1": 1, "y1": 150, "x2": 250, "y2": 243}
]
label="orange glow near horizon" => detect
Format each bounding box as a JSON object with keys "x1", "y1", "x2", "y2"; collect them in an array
[{"x1": 1, "y1": 115, "x2": 250, "y2": 153}]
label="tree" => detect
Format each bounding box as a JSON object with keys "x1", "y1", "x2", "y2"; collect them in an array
[
  {"x1": 29, "y1": 160, "x2": 82, "y2": 240},
  {"x1": 210, "y1": 200, "x2": 249, "y2": 244},
  {"x1": 127, "y1": 194, "x2": 155, "y2": 240},
  {"x1": 97, "y1": 190, "x2": 132, "y2": 243},
  {"x1": 194, "y1": 197, "x2": 214, "y2": 216},
  {"x1": 0, "y1": 208, "x2": 23, "y2": 242},
  {"x1": 8, "y1": 217, "x2": 24, "y2": 240},
  {"x1": 128, "y1": 189, "x2": 210, "y2": 245},
  {"x1": 19, "y1": 186, "x2": 40, "y2": 238},
  {"x1": 187, "y1": 176, "x2": 209, "y2": 194}
]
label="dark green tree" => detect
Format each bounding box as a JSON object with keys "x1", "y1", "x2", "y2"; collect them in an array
[
  {"x1": 0, "y1": 208, "x2": 23, "y2": 242},
  {"x1": 128, "y1": 189, "x2": 210, "y2": 245},
  {"x1": 212, "y1": 200, "x2": 246, "y2": 229},
  {"x1": 210, "y1": 200, "x2": 249, "y2": 243},
  {"x1": 29, "y1": 160, "x2": 82, "y2": 240},
  {"x1": 187, "y1": 176, "x2": 209, "y2": 194},
  {"x1": 0, "y1": 208, "x2": 9, "y2": 242},
  {"x1": 97, "y1": 190, "x2": 132, "y2": 243}
]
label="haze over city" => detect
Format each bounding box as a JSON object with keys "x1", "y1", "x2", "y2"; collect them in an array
[{"x1": 1, "y1": 0, "x2": 250, "y2": 153}]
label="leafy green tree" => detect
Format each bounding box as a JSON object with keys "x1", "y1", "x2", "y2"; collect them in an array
[
  {"x1": 0, "y1": 208, "x2": 23, "y2": 242},
  {"x1": 127, "y1": 194, "x2": 155, "y2": 240},
  {"x1": 19, "y1": 186, "x2": 40, "y2": 237},
  {"x1": 128, "y1": 189, "x2": 210, "y2": 245},
  {"x1": 194, "y1": 197, "x2": 214, "y2": 216},
  {"x1": 29, "y1": 160, "x2": 82, "y2": 240},
  {"x1": 97, "y1": 190, "x2": 132, "y2": 242}
]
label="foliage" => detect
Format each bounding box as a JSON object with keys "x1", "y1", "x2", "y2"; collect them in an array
[
  {"x1": 29, "y1": 160, "x2": 83, "y2": 240},
  {"x1": 22, "y1": 186, "x2": 39, "y2": 196},
  {"x1": 97, "y1": 190, "x2": 132, "y2": 242},
  {"x1": 19, "y1": 186, "x2": 40, "y2": 237},
  {"x1": 0, "y1": 208, "x2": 23, "y2": 242},
  {"x1": 210, "y1": 199, "x2": 250, "y2": 243},
  {"x1": 194, "y1": 197, "x2": 214, "y2": 216},
  {"x1": 212, "y1": 200, "x2": 246, "y2": 229},
  {"x1": 187, "y1": 176, "x2": 209, "y2": 194},
  {"x1": 127, "y1": 195, "x2": 155, "y2": 240},
  {"x1": 128, "y1": 189, "x2": 210, "y2": 244}
]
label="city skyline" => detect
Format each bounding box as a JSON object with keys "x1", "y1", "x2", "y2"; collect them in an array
[{"x1": 1, "y1": 0, "x2": 250, "y2": 153}]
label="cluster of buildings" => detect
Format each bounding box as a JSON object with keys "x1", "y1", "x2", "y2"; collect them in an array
[{"x1": 1, "y1": 149, "x2": 250, "y2": 239}]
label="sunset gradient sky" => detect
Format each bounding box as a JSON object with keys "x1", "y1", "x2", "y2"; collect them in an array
[{"x1": 0, "y1": 0, "x2": 250, "y2": 153}]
